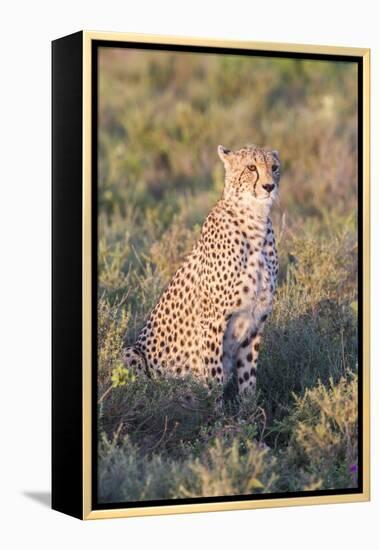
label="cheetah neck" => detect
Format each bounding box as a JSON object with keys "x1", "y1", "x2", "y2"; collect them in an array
[{"x1": 221, "y1": 192, "x2": 273, "y2": 222}]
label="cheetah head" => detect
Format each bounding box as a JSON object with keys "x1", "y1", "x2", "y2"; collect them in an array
[{"x1": 218, "y1": 145, "x2": 280, "y2": 207}]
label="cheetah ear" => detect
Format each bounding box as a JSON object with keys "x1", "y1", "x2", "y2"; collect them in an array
[
  {"x1": 218, "y1": 145, "x2": 232, "y2": 163},
  {"x1": 272, "y1": 150, "x2": 280, "y2": 162}
]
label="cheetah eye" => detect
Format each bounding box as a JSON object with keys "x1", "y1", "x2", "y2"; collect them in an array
[
  {"x1": 272, "y1": 164, "x2": 279, "y2": 173},
  {"x1": 247, "y1": 164, "x2": 257, "y2": 172}
]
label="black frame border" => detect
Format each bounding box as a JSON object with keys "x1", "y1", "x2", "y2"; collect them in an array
[
  {"x1": 52, "y1": 31, "x2": 84, "y2": 519},
  {"x1": 91, "y1": 39, "x2": 364, "y2": 512}
]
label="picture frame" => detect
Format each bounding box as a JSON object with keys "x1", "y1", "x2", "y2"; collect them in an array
[{"x1": 52, "y1": 30, "x2": 370, "y2": 520}]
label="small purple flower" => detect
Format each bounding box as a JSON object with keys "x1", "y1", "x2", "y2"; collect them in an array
[{"x1": 349, "y1": 463, "x2": 358, "y2": 473}]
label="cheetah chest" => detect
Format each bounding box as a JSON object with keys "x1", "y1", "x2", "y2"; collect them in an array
[{"x1": 237, "y1": 230, "x2": 277, "y2": 315}]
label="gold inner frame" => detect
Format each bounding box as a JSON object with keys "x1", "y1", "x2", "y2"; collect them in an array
[{"x1": 82, "y1": 31, "x2": 370, "y2": 520}]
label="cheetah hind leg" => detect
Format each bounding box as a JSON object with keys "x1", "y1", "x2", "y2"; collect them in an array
[
  {"x1": 201, "y1": 324, "x2": 225, "y2": 412},
  {"x1": 122, "y1": 346, "x2": 148, "y2": 377},
  {"x1": 236, "y1": 332, "x2": 262, "y2": 397}
]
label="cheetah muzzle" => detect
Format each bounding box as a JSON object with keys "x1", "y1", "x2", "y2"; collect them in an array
[{"x1": 123, "y1": 144, "x2": 280, "y2": 398}]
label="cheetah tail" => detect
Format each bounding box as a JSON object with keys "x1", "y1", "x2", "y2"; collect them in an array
[{"x1": 122, "y1": 346, "x2": 149, "y2": 377}]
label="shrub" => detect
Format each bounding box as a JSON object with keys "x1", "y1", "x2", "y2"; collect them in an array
[
  {"x1": 98, "y1": 375, "x2": 218, "y2": 458},
  {"x1": 98, "y1": 297, "x2": 129, "y2": 388},
  {"x1": 98, "y1": 434, "x2": 190, "y2": 503},
  {"x1": 273, "y1": 374, "x2": 358, "y2": 491},
  {"x1": 179, "y1": 437, "x2": 277, "y2": 498}
]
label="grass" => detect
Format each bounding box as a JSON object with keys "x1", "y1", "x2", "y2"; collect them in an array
[{"x1": 96, "y1": 49, "x2": 359, "y2": 503}]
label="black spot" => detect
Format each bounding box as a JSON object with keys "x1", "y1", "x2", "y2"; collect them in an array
[{"x1": 243, "y1": 372, "x2": 250, "y2": 381}]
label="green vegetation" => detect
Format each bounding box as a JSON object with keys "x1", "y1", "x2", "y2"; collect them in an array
[{"x1": 97, "y1": 48, "x2": 359, "y2": 503}]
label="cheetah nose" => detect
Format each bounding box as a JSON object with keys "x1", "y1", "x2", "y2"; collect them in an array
[{"x1": 262, "y1": 184, "x2": 274, "y2": 193}]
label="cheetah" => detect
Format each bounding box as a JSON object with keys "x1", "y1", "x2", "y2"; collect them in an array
[{"x1": 123, "y1": 144, "x2": 280, "y2": 397}]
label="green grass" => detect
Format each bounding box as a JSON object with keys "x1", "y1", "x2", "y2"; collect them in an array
[{"x1": 97, "y1": 49, "x2": 359, "y2": 503}]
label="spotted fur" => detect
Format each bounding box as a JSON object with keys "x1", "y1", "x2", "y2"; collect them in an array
[{"x1": 123, "y1": 145, "x2": 280, "y2": 397}]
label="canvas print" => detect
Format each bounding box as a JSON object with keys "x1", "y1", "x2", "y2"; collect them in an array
[{"x1": 96, "y1": 46, "x2": 360, "y2": 506}]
